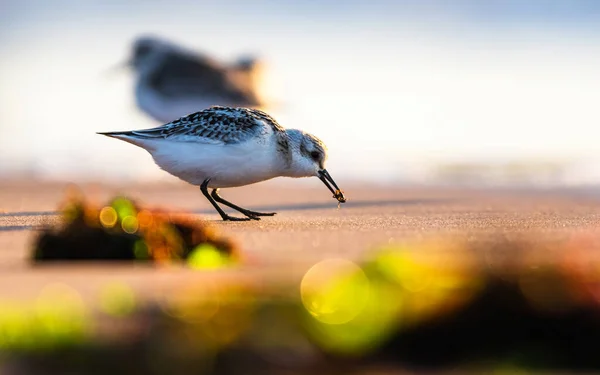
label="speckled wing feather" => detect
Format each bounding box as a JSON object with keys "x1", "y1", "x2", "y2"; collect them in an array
[{"x1": 119, "y1": 106, "x2": 285, "y2": 144}]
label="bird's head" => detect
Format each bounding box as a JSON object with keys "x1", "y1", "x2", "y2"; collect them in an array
[
  {"x1": 102, "y1": 36, "x2": 169, "y2": 78},
  {"x1": 129, "y1": 36, "x2": 175, "y2": 71},
  {"x1": 286, "y1": 130, "x2": 346, "y2": 203}
]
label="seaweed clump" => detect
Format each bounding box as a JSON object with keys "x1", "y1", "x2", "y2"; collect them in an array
[{"x1": 32, "y1": 190, "x2": 238, "y2": 264}]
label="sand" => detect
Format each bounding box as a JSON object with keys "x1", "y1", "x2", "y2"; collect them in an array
[{"x1": 1, "y1": 179, "x2": 600, "y2": 304}]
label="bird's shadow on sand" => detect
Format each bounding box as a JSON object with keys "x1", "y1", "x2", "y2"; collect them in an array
[
  {"x1": 0, "y1": 211, "x2": 57, "y2": 218},
  {"x1": 190, "y1": 198, "x2": 450, "y2": 216},
  {"x1": 0, "y1": 225, "x2": 39, "y2": 232},
  {"x1": 0, "y1": 198, "x2": 450, "y2": 231},
  {"x1": 0, "y1": 211, "x2": 56, "y2": 232}
]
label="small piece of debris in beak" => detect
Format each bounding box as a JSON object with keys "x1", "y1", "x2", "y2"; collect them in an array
[
  {"x1": 333, "y1": 189, "x2": 346, "y2": 203},
  {"x1": 334, "y1": 189, "x2": 346, "y2": 205}
]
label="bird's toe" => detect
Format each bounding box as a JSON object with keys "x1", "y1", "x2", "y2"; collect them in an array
[
  {"x1": 245, "y1": 210, "x2": 276, "y2": 217},
  {"x1": 223, "y1": 215, "x2": 252, "y2": 222}
]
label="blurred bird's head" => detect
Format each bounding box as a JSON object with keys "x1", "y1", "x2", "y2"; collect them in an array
[
  {"x1": 129, "y1": 36, "x2": 177, "y2": 72},
  {"x1": 103, "y1": 36, "x2": 176, "y2": 79}
]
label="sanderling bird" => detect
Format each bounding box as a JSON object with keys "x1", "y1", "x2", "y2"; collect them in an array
[
  {"x1": 98, "y1": 106, "x2": 346, "y2": 221},
  {"x1": 126, "y1": 36, "x2": 267, "y2": 123}
]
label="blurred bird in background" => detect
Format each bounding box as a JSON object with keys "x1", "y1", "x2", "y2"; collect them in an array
[{"x1": 122, "y1": 35, "x2": 270, "y2": 123}]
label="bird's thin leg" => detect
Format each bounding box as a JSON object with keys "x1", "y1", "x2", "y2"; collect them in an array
[
  {"x1": 211, "y1": 189, "x2": 276, "y2": 218},
  {"x1": 200, "y1": 180, "x2": 251, "y2": 221}
]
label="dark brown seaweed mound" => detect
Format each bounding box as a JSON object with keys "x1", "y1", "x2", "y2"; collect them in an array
[{"x1": 32, "y1": 192, "x2": 239, "y2": 263}]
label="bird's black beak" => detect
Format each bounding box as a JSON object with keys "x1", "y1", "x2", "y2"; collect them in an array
[
  {"x1": 103, "y1": 60, "x2": 133, "y2": 78},
  {"x1": 318, "y1": 169, "x2": 346, "y2": 203},
  {"x1": 121, "y1": 59, "x2": 135, "y2": 70}
]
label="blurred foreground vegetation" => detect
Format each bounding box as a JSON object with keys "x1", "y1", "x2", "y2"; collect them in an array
[{"x1": 2, "y1": 193, "x2": 600, "y2": 374}]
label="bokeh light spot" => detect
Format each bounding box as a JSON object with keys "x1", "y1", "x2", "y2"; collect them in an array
[
  {"x1": 99, "y1": 282, "x2": 136, "y2": 317},
  {"x1": 134, "y1": 240, "x2": 149, "y2": 260},
  {"x1": 34, "y1": 283, "x2": 89, "y2": 345},
  {"x1": 374, "y1": 248, "x2": 432, "y2": 292},
  {"x1": 36, "y1": 283, "x2": 85, "y2": 316},
  {"x1": 187, "y1": 244, "x2": 229, "y2": 269},
  {"x1": 301, "y1": 258, "x2": 370, "y2": 325},
  {"x1": 111, "y1": 197, "x2": 137, "y2": 221},
  {"x1": 121, "y1": 215, "x2": 139, "y2": 234},
  {"x1": 137, "y1": 209, "x2": 153, "y2": 228},
  {"x1": 161, "y1": 284, "x2": 221, "y2": 323},
  {"x1": 99, "y1": 206, "x2": 118, "y2": 228}
]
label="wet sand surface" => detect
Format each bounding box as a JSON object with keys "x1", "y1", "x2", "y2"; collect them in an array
[{"x1": 1, "y1": 179, "x2": 600, "y2": 304}]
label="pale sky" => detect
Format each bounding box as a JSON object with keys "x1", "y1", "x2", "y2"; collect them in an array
[{"x1": 1, "y1": 0, "x2": 600, "y2": 184}]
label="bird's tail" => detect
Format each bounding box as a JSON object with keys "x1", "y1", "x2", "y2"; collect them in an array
[
  {"x1": 97, "y1": 131, "x2": 153, "y2": 149},
  {"x1": 97, "y1": 130, "x2": 134, "y2": 138}
]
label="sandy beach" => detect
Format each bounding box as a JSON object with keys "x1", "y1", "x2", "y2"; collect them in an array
[
  {"x1": 1, "y1": 179, "x2": 599, "y2": 304},
  {"x1": 1, "y1": 179, "x2": 600, "y2": 375}
]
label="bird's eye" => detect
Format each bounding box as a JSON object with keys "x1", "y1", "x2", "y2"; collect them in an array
[{"x1": 310, "y1": 151, "x2": 320, "y2": 161}]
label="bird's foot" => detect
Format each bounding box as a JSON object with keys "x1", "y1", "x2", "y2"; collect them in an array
[
  {"x1": 241, "y1": 210, "x2": 277, "y2": 217},
  {"x1": 221, "y1": 214, "x2": 258, "y2": 222}
]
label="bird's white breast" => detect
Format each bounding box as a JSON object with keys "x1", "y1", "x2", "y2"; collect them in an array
[{"x1": 143, "y1": 135, "x2": 283, "y2": 188}]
